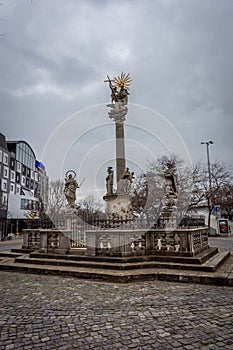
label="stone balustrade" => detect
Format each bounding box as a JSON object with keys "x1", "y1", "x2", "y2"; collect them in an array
[
  {"x1": 85, "y1": 227, "x2": 208, "y2": 257},
  {"x1": 145, "y1": 227, "x2": 208, "y2": 256},
  {"x1": 23, "y1": 229, "x2": 71, "y2": 254},
  {"x1": 23, "y1": 226, "x2": 208, "y2": 258}
]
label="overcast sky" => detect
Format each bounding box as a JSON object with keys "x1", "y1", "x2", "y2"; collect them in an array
[{"x1": 0, "y1": 0, "x2": 233, "y2": 197}]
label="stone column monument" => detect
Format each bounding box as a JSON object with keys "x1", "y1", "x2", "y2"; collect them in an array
[{"x1": 103, "y1": 73, "x2": 134, "y2": 220}]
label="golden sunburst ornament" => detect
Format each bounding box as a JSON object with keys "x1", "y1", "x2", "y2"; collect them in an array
[{"x1": 114, "y1": 72, "x2": 132, "y2": 89}]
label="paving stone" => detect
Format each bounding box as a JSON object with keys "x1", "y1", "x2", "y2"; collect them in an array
[{"x1": 0, "y1": 271, "x2": 233, "y2": 349}]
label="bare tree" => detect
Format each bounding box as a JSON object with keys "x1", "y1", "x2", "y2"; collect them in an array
[
  {"x1": 132, "y1": 154, "x2": 193, "y2": 225},
  {"x1": 46, "y1": 179, "x2": 66, "y2": 224},
  {"x1": 190, "y1": 160, "x2": 233, "y2": 228},
  {"x1": 78, "y1": 195, "x2": 104, "y2": 221},
  {"x1": 213, "y1": 184, "x2": 233, "y2": 220}
]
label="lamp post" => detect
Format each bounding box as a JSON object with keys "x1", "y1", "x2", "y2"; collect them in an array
[{"x1": 201, "y1": 140, "x2": 214, "y2": 231}]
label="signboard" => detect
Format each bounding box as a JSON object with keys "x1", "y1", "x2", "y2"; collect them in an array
[
  {"x1": 218, "y1": 219, "x2": 230, "y2": 235},
  {"x1": 36, "y1": 161, "x2": 45, "y2": 171},
  {"x1": 214, "y1": 205, "x2": 221, "y2": 218},
  {"x1": 29, "y1": 211, "x2": 36, "y2": 219}
]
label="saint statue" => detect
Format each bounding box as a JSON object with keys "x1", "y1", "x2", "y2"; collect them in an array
[
  {"x1": 117, "y1": 85, "x2": 129, "y2": 105},
  {"x1": 164, "y1": 162, "x2": 177, "y2": 196},
  {"x1": 64, "y1": 170, "x2": 79, "y2": 207},
  {"x1": 122, "y1": 167, "x2": 134, "y2": 194},
  {"x1": 106, "y1": 167, "x2": 114, "y2": 196},
  {"x1": 105, "y1": 72, "x2": 132, "y2": 106},
  {"x1": 162, "y1": 162, "x2": 178, "y2": 210}
]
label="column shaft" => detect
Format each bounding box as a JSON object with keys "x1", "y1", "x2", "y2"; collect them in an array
[{"x1": 115, "y1": 121, "x2": 126, "y2": 186}]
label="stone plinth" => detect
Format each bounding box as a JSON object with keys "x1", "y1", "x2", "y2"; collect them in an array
[
  {"x1": 103, "y1": 193, "x2": 132, "y2": 220},
  {"x1": 160, "y1": 210, "x2": 177, "y2": 229},
  {"x1": 23, "y1": 229, "x2": 41, "y2": 250},
  {"x1": 64, "y1": 207, "x2": 79, "y2": 231},
  {"x1": 23, "y1": 229, "x2": 71, "y2": 254},
  {"x1": 85, "y1": 227, "x2": 209, "y2": 257}
]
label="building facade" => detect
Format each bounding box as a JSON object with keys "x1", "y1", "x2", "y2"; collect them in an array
[{"x1": 0, "y1": 133, "x2": 49, "y2": 239}]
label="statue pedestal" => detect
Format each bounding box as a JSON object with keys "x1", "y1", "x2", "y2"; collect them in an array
[
  {"x1": 160, "y1": 209, "x2": 177, "y2": 230},
  {"x1": 103, "y1": 193, "x2": 132, "y2": 220},
  {"x1": 65, "y1": 208, "x2": 75, "y2": 230}
]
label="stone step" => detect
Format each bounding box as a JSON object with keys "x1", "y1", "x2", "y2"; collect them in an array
[
  {"x1": 11, "y1": 248, "x2": 35, "y2": 254},
  {"x1": 29, "y1": 247, "x2": 218, "y2": 265},
  {"x1": 203, "y1": 251, "x2": 231, "y2": 272},
  {"x1": 15, "y1": 250, "x2": 229, "y2": 272},
  {"x1": 0, "y1": 251, "x2": 24, "y2": 258},
  {"x1": 0, "y1": 258, "x2": 233, "y2": 287}
]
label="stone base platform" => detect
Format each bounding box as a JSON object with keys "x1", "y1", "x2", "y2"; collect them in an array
[
  {"x1": 13, "y1": 247, "x2": 227, "y2": 272},
  {"x1": 13, "y1": 247, "x2": 229, "y2": 272},
  {"x1": 0, "y1": 248, "x2": 232, "y2": 287}
]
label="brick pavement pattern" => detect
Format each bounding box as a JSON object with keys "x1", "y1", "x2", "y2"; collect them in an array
[{"x1": 0, "y1": 271, "x2": 233, "y2": 350}]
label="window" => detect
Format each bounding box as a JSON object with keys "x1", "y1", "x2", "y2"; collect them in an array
[
  {"x1": 1, "y1": 179, "x2": 7, "y2": 191},
  {"x1": 21, "y1": 198, "x2": 27, "y2": 209},
  {"x1": 16, "y1": 185, "x2": 20, "y2": 194},
  {"x1": 3, "y1": 153, "x2": 8, "y2": 165},
  {"x1": 3, "y1": 166, "x2": 9, "y2": 179},
  {"x1": 20, "y1": 198, "x2": 34, "y2": 210},
  {"x1": 0, "y1": 150, "x2": 2, "y2": 162},
  {"x1": 17, "y1": 162, "x2": 21, "y2": 173},
  {"x1": 22, "y1": 165, "x2": 26, "y2": 176},
  {"x1": 10, "y1": 158, "x2": 15, "y2": 170},
  {"x1": 27, "y1": 167, "x2": 30, "y2": 178},
  {"x1": 21, "y1": 176, "x2": 26, "y2": 186},
  {"x1": 16, "y1": 142, "x2": 36, "y2": 171},
  {"x1": 10, "y1": 171, "x2": 15, "y2": 182},
  {"x1": 16, "y1": 172, "x2": 20, "y2": 184},
  {"x1": 2, "y1": 193, "x2": 7, "y2": 204},
  {"x1": 10, "y1": 183, "x2": 15, "y2": 194},
  {"x1": 30, "y1": 180, "x2": 34, "y2": 190}
]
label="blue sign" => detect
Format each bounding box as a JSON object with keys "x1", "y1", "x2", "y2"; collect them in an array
[
  {"x1": 36, "y1": 161, "x2": 45, "y2": 171},
  {"x1": 214, "y1": 205, "x2": 221, "y2": 212}
]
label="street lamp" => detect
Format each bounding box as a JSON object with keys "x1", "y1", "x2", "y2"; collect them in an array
[{"x1": 201, "y1": 140, "x2": 214, "y2": 230}]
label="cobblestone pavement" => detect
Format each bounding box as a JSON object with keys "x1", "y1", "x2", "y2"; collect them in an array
[
  {"x1": 0, "y1": 239, "x2": 23, "y2": 253},
  {"x1": 209, "y1": 236, "x2": 233, "y2": 253},
  {"x1": 0, "y1": 271, "x2": 233, "y2": 350}
]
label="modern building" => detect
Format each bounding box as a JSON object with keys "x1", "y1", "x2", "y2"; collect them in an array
[{"x1": 0, "y1": 132, "x2": 49, "y2": 239}]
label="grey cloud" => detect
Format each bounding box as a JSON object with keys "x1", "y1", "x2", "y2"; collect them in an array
[{"x1": 0, "y1": 0, "x2": 232, "y2": 173}]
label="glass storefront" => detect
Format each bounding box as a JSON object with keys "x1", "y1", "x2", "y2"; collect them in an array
[{"x1": 16, "y1": 142, "x2": 36, "y2": 170}]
